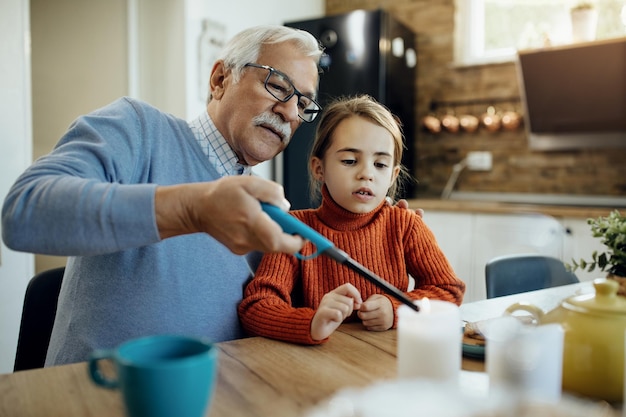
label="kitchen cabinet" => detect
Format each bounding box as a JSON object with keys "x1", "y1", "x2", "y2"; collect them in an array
[
  {"x1": 423, "y1": 211, "x2": 592, "y2": 303},
  {"x1": 423, "y1": 211, "x2": 479, "y2": 301},
  {"x1": 423, "y1": 211, "x2": 474, "y2": 298},
  {"x1": 471, "y1": 212, "x2": 565, "y2": 301}
]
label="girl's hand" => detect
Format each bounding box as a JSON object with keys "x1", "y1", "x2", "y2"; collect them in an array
[
  {"x1": 310, "y1": 283, "x2": 362, "y2": 341},
  {"x1": 357, "y1": 294, "x2": 394, "y2": 331}
]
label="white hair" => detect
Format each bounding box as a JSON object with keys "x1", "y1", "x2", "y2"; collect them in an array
[{"x1": 207, "y1": 25, "x2": 323, "y2": 102}]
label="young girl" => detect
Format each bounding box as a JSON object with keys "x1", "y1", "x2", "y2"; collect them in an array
[{"x1": 238, "y1": 95, "x2": 465, "y2": 344}]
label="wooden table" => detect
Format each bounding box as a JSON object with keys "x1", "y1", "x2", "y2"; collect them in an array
[{"x1": 0, "y1": 282, "x2": 608, "y2": 417}]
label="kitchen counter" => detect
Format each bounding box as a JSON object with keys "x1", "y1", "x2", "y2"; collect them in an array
[
  {"x1": 405, "y1": 193, "x2": 624, "y2": 301},
  {"x1": 408, "y1": 194, "x2": 626, "y2": 219}
]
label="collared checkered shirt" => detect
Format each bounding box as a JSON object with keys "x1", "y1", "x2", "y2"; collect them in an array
[{"x1": 188, "y1": 111, "x2": 252, "y2": 177}]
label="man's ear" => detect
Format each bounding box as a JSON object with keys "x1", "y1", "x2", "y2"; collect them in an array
[{"x1": 209, "y1": 60, "x2": 227, "y2": 100}]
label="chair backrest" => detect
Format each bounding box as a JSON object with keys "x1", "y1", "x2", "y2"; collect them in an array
[
  {"x1": 14, "y1": 267, "x2": 65, "y2": 372},
  {"x1": 485, "y1": 254, "x2": 579, "y2": 299}
]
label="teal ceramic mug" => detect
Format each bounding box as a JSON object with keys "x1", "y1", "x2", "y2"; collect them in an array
[{"x1": 88, "y1": 335, "x2": 218, "y2": 417}]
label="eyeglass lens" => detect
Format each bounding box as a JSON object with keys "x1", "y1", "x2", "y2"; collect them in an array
[
  {"x1": 264, "y1": 71, "x2": 320, "y2": 122},
  {"x1": 245, "y1": 63, "x2": 320, "y2": 122}
]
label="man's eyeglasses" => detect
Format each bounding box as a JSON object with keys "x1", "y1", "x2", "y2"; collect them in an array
[{"x1": 244, "y1": 63, "x2": 321, "y2": 123}]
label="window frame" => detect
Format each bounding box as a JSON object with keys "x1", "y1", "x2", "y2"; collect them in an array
[
  {"x1": 454, "y1": 0, "x2": 626, "y2": 67},
  {"x1": 454, "y1": 0, "x2": 518, "y2": 67}
]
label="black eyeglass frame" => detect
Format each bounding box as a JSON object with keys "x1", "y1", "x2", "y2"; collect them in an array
[{"x1": 244, "y1": 63, "x2": 322, "y2": 123}]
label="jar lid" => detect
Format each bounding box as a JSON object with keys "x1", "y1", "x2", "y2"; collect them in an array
[{"x1": 564, "y1": 278, "x2": 626, "y2": 315}]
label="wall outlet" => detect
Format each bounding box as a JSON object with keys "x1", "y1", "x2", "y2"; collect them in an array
[{"x1": 466, "y1": 151, "x2": 492, "y2": 171}]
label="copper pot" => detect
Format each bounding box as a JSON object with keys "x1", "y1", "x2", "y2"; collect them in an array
[
  {"x1": 501, "y1": 110, "x2": 522, "y2": 131},
  {"x1": 422, "y1": 115, "x2": 441, "y2": 134},
  {"x1": 481, "y1": 106, "x2": 501, "y2": 132},
  {"x1": 459, "y1": 114, "x2": 479, "y2": 133},
  {"x1": 441, "y1": 114, "x2": 460, "y2": 133}
]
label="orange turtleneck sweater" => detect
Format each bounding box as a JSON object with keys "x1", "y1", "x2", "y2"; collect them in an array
[{"x1": 238, "y1": 187, "x2": 466, "y2": 345}]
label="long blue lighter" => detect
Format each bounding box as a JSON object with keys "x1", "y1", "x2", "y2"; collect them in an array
[{"x1": 261, "y1": 203, "x2": 419, "y2": 312}]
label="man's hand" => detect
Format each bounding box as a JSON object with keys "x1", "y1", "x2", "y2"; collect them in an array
[
  {"x1": 155, "y1": 176, "x2": 304, "y2": 255},
  {"x1": 310, "y1": 283, "x2": 363, "y2": 341},
  {"x1": 385, "y1": 197, "x2": 424, "y2": 218}
]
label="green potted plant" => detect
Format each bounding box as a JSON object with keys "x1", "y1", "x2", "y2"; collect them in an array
[{"x1": 568, "y1": 210, "x2": 626, "y2": 293}]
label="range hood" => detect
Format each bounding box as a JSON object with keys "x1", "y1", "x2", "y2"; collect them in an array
[{"x1": 517, "y1": 37, "x2": 626, "y2": 151}]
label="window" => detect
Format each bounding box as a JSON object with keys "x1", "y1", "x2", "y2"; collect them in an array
[{"x1": 455, "y1": 0, "x2": 626, "y2": 66}]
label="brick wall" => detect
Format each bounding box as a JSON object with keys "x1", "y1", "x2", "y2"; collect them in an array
[{"x1": 325, "y1": 0, "x2": 626, "y2": 199}]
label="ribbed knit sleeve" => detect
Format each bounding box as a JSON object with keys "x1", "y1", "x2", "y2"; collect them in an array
[
  {"x1": 400, "y1": 211, "x2": 466, "y2": 310},
  {"x1": 239, "y1": 250, "x2": 322, "y2": 344},
  {"x1": 238, "y1": 190, "x2": 466, "y2": 344}
]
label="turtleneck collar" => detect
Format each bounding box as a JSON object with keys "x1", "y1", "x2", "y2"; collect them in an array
[{"x1": 315, "y1": 185, "x2": 387, "y2": 231}]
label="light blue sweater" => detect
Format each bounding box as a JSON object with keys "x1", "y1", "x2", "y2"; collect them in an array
[{"x1": 2, "y1": 98, "x2": 253, "y2": 365}]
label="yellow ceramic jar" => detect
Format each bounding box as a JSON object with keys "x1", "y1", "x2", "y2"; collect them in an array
[{"x1": 505, "y1": 278, "x2": 626, "y2": 403}]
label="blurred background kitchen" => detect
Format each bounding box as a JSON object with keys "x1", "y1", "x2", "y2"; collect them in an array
[{"x1": 1, "y1": 0, "x2": 625, "y2": 373}]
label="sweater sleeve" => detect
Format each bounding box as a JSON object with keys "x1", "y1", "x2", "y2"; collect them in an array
[
  {"x1": 238, "y1": 251, "x2": 324, "y2": 345},
  {"x1": 1, "y1": 98, "x2": 161, "y2": 255},
  {"x1": 402, "y1": 215, "x2": 466, "y2": 307}
]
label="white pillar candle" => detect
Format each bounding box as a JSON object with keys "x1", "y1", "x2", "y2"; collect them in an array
[{"x1": 397, "y1": 299, "x2": 461, "y2": 382}]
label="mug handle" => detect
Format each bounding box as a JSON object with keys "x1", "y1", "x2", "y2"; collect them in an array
[
  {"x1": 88, "y1": 350, "x2": 119, "y2": 389},
  {"x1": 504, "y1": 301, "x2": 544, "y2": 323}
]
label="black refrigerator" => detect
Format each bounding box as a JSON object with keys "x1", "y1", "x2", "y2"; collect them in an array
[{"x1": 282, "y1": 9, "x2": 417, "y2": 209}]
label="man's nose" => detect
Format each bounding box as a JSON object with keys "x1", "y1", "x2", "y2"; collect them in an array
[{"x1": 273, "y1": 96, "x2": 300, "y2": 123}]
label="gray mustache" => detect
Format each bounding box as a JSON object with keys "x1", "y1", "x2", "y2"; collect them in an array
[{"x1": 253, "y1": 113, "x2": 292, "y2": 141}]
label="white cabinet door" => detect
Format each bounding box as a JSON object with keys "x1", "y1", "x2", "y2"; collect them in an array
[
  {"x1": 422, "y1": 211, "x2": 474, "y2": 301},
  {"x1": 423, "y1": 211, "x2": 573, "y2": 303},
  {"x1": 471, "y1": 213, "x2": 566, "y2": 301},
  {"x1": 562, "y1": 217, "x2": 608, "y2": 282}
]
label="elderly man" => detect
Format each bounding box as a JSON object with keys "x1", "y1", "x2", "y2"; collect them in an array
[{"x1": 2, "y1": 25, "x2": 323, "y2": 365}]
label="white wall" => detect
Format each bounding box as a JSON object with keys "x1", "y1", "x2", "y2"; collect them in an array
[
  {"x1": 0, "y1": 0, "x2": 35, "y2": 374},
  {"x1": 0, "y1": 0, "x2": 324, "y2": 374},
  {"x1": 31, "y1": 0, "x2": 129, "y2": 275}
]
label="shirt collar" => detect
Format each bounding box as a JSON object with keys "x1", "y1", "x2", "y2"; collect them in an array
[{"x1": 188, "y1": 111, "x2": 252, "y2": 176}]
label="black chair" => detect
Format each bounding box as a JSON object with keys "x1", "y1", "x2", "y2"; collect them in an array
[
  {"x1": 14, "y1": 267, "x2": 65, "y2": 371},
  {"x1": 485, "y1": 254, "x2": 579, "y2": 299}
]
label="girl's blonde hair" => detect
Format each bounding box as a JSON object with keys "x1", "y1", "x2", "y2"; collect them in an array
[{"x1": 308, "y1": 95, "x2": 409, "y2": 204}]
